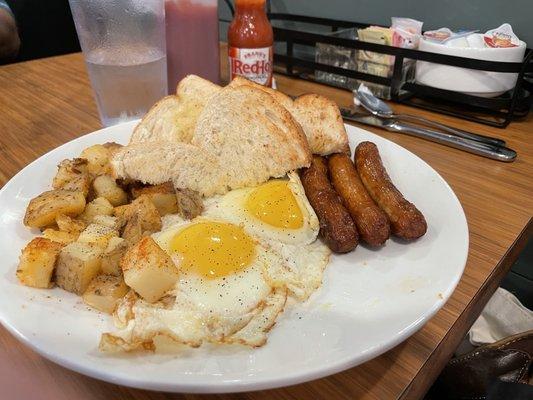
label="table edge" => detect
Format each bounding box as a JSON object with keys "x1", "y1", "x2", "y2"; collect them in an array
[{"x1": 399, "y1": 216, "x2": 533, "y2": 400}]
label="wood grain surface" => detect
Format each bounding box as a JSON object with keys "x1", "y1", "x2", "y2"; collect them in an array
[{"x1": 0, "y1": 52, "x2": 532, "y2": 400}]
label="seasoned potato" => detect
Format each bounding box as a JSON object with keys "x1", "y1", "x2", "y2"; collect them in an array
[
  {"x1": 56, "y1": 242, "x2": 103, "y2": 295},
  {"x1": 102, "y1": 142, "x2": 123, "y2": 156},
  {"x1": 101, "y1": 237, "x2": 128, "y2": 276},
  {"x1": 114, "y1": 195, "x2": 161, "y2": 232},
  {"x1": 121, "y1": 213, "x2": 143, "y2": 246},
  {"x1": 131, "y1": 182, "x2": 178, "y2": 216},
  {"x1": 92, "y1": 215, "x2": 124, "y2": 231},
  {"x1": 93, "y1": 175, "x2": 128, "y2": 206},
  {"x1": 80, "y1": 144, "x2": 112, "y2": 176},
  {"x1": 121, "y1": 237, "x2": 178, "y2": 303},
  {"x1": 82, "y1": 275, "x2": 128, "y2": 313},
  {"x1": 24, "y1": 190, "x2": 86, "y2": 228},
  {"x1": 52, "y1": 158, "x2": 91, "y2": 196},
  {"x1": 55, "y1": 214, "x2": 86, "y2": 235},
  {"x1": 42, "y1": 229, "x2": 78, "y2": 245},
  {"x1": 17, "y1": 237, "x2": 63, "y2": 288},
  {"x1": 79, "y1": 197, "x2": 114, "y2": 224},
  {"x1": 77, "y1": 223, "x2": 118, "y2": 248}
]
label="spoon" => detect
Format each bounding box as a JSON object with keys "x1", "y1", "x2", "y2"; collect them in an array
[{"x1": 354, "y1": 89, "x2": 507, "y2": 148}]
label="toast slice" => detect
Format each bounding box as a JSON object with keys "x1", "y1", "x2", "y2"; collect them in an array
[
  {"x1": 192, "y1": 85, "x2": 312, "y2": 191},
  {"x1": 292, "y1": 94, "x2": 350, "y2": 155},
  {"x1": 228, "y1": 76, "x2": 349, "y2": 155},
  {"x1": 228, "y1": 75, "x2": 294, "y2": 110},
  {"x1": 111, "y1": 142, "x2": 227, "y2": 197},
  {"x1": 130, "y1": 75, "x2": 221, "y2": 145}
]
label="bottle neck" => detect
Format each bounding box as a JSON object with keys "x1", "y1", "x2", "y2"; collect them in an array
[{"x1": 235, "y1": 0, "x2": 267, "y2": 16}]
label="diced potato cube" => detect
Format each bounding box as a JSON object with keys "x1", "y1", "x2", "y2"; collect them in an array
[
  {"x1": 24, "y1": 190, "x2": 86, "y2": 228},
  {"x1": 42, "y1": 229, "x2": 78, "y2": 245},
  {"x1": 121, "y1": 237, "x2": 178, "y2": 303},
  {"x1": 17, "y1": 238, "x2": 63, "y2": 288},
  {"x1": 101, "y1": 237, "x2": 128, "y2": 276},
  {"x1": 102, "y1": 142, "x2": 123, "y2": 157},
  {"x1": 82, "y1": 275, "x2": 128, "y2": 313},
  {"x1": 77, "y1": 223, "x2": 118, "y2": 248},
  {"x1": 92, "y1": 215, "x2": 124, "y2": 231},
  {"x1": 131, "y1": 182, "x2": 178, "y2": 216},
  {"x1": 62, "y1": 175, "x2": 91, "y2": 196},
  {"x1": 55, "y1": 214, "x2": 86, "y2": 235},
  {"x1": 52, "y1": 158, "x2": 91, "y2": 196},
  {"x1": 79, "y1": 197, "x2": 114, "y2": 224},
  {"x1": 80, "y1": 144, "x2": 112, "y2": 176},
  {"x1": 56, "y1": 242, "x2": 103, "y2": 295},
  {"x1": 121, "y1": 213, "x2": 143, "y2": 246},
  {"x1": 114, "y1": 195, "x2": 161, "y2": 232},
  {"x1": 93, "y1": 175, "x2": 128, "y2": 206}
]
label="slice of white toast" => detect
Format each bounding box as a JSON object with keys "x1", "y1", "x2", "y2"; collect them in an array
[
  {"x1": 192, "y1": 85, "x2": 311, "y2": 191},
  {"x1": 292, "y1": 94, "x2": 350, "y2": 155},
  {"x1": 228, "y1": 76, "x2": 349, "y2": 155},
  {"x1": 112, "y1": 142, "x2": 228, "y2": 197},
  {"x1": 228, "y1": 75, "x2": 295, "y2": 110},
  {"x1": 129, "y1": 75, "x2": 221, "y2": 145}
]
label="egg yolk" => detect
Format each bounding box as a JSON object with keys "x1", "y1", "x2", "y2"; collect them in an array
[
  {"x1": 170, "y1": 222, "x2": 256, "y2": 279},
  {"x1": 245, "y1": 180, "x2": 304, "y2": 229}
]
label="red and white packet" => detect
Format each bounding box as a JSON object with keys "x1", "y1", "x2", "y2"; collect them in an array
[{"x1": 484, "y1": 23, "x2": 520, "y2": 48}]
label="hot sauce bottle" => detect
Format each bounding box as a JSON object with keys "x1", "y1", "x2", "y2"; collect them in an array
[{"x1": 228, "y1": 0, "x2": 273, "y2": 87}]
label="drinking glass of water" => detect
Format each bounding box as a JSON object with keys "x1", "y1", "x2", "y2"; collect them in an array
[{"x1": 69, "y1": 0, "x2": 168, "y2": 127}]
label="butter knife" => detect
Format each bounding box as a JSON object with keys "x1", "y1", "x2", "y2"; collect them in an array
[{"x1": 340, "y1": 108, "x2": 517, "y2": 163}]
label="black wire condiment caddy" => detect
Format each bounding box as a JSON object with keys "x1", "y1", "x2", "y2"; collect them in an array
[{"x1": 268, "y1": 13, "x2": 533, "y2": 128}]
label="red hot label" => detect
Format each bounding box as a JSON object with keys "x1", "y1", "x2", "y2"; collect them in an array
[{"x1": 229, "y1": 46, "x2": 273, "y2": 86}]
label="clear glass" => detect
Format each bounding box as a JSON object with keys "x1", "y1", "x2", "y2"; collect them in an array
[
  {"x1": 69, "y1": 0, "x2": 168, "y2": 126},
  {"x1": 165, "y1": 0, "x2": 220, "y2": 92}
]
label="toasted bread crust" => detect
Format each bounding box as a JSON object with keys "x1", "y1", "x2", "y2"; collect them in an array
[
  {"x1": 117, "y1": 75, "x2": 349, "y2": 196},
  {"x1": 293, "y1": 94, "x2": 349, "y2": 156}
]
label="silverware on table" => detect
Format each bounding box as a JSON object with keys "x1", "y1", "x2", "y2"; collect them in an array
[
  {"x1": 340, "y1": 108, "x2": 517, "y2": 163},
  {"x1": 354, "y1": 89, "x2": 507, "y2": 148}
]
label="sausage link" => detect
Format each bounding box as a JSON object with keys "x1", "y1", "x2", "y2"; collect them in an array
[
  {"x1": 328, "y1": 153, "x2": 390, "y2": 246},
  {"x1": 355, "y1": 142, "x2": 427, "y2": 240},
  {"x1": 300, "y1": 156, "x2": 358, "y2": 253}
]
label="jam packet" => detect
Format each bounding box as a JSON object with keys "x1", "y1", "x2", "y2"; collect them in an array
[
  {"x1": 423, "y1": 28, "x2": 478, "y2": 44},
  {"x1": 424, "y1": 28, "x2": 453, "y2": 43},
  {"x1": 484, "y1": 23, "x2": 520, "y2": 48}
]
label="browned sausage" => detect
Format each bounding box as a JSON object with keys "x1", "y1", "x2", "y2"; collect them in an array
[
  {"x1": 300, "y1": 155, "x2": 358, "y2": 253},
  {"x1": 355, "y1": 142, "x2": 427, "y2": 240},
  {"x1": 328, "y1": 153, "x2": 390, "y2": 246}
]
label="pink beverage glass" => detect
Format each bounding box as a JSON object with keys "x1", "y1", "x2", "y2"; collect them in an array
[
  {"x1": 165, "y1": 0, "x2": 220, "y2": 92},
  {"x1": 69, "y1": 0, "x2": 168, "y2": 127}
]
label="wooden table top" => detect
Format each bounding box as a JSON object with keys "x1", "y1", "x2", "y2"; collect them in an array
[{"x1": 0, "y1": 52, "x2": 532, "y2": 400}]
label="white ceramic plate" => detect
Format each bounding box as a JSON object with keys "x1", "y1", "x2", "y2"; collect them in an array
[{"x1": 0, "y1": 121, "x2": 468, "y2": 393}]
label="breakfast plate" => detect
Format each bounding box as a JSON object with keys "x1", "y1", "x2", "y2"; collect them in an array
[{"x1": 0, "y1": 120, "x2": 468, "y2": 393}]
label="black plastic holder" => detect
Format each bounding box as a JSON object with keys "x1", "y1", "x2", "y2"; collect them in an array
[{"x1": 269, "y1": 13, "x2": 533, "y2": 128}]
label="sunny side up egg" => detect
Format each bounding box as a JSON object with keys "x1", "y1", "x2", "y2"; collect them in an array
[
  {"x1": 203, "y1": 172, "x2": 320, "y2": 245},
  {"x1": 100, "y1": 173, "x2": 330, "y2": 352}
]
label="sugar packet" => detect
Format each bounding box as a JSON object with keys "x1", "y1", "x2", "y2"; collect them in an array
[{"x1": 391, "y1": 17, "x2": 423, "y2": 49}]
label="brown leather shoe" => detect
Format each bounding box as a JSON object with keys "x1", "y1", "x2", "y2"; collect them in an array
[{"x1": 429, "y1": 330, "x2": 532, "y2": 400}]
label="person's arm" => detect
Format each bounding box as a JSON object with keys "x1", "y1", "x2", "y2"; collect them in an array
[{"x1": 0, "y1": 1, "x2": 20, "y2": 60}]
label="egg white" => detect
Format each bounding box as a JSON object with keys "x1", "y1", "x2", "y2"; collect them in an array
[
  {"x1": 101, "y1": 174, "x2": 331, "y2": 352},
  {"x1": 152, "y1": 217, "x2": 286, "y2": 343}
]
